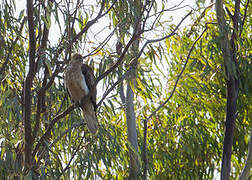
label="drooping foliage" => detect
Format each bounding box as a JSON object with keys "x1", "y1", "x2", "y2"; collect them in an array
[{"x1": 0, "y1": 0, "x2": 251, "y2": 179}]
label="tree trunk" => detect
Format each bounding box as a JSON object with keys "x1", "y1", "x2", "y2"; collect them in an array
[
  {"x1": 216, "y1": 0, "x2": 240, "y2": 179},
  {"x1": 221, "y1": 76, "x2": 239, "y2": 180},
  {"x1": 125, "y1": 78, "x2": 140, "y2": 179},
  {"x1": 24, "y1": 0, "x2": 37, "y2": 170}
]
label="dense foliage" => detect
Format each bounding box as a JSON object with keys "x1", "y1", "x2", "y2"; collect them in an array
[{"x1": 0, "y1": 0, "x2": 251, "y2": 179}]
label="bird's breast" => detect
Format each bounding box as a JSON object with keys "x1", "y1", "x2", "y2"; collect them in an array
[{"x1": 65, "y1": 66, "x2": 89, "y2": 102}]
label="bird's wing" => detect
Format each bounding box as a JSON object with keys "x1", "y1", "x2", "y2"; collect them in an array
[{"x1": 81, "y1": 64, "x2": 97, "y2": 111}]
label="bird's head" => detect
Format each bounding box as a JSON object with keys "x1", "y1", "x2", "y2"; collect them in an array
[{"x1": 70, "y1": 53, "x2": 83, "y2": 65}]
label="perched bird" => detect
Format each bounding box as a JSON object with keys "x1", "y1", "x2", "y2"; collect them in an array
[{"x1": 64, "y1": 53, "x2": 98, "y2": 134}]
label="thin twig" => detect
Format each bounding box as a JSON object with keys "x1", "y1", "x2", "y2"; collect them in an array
[
  {"x1": 38, "y1": 0, "x2": 112, "y2": 94},
  {"x1": 50, "y1": 121, "x2": 85, "y2": 148},
  {"x1": 83, "y1": 23, "x2": 120, "y2": 59},
  {"x1": 239, "y1": 0, "x2": 250, "y2": 36},
  {"x1": 62, "y1": 135, "x2": 86, "y2": 172},
  {"x1": 96, "y1": 10, "x2": 192, "y2": 110},
  {"x1": 97, "y1": 69, "x2": 131, "y2": 107},
  {"x1": 145, "y1": 27, "x2": 208, "y2": 123}
]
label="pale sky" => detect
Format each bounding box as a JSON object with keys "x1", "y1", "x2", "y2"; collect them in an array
[{"x1": 14, "y1": 0, "x2": 210, "y2": 45}]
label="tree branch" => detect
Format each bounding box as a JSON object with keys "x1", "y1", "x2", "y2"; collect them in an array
[
  {"x1": 145, "y1": 26, "x2": 207, "y2": 123},
  {"x1": 95, "y1": 32, "x2": 140, "y2": 84},
  {"x1": 32, "y1": 104, "x2": 75, "y2": 159},
  {"x1": 141, "y1": 27, "x2": 207, "y2": 178},
  {"x1": 96, "y1": 10, "x2": 192, "y2": 110},
  {"x1": 35, "y1": 121, "x2": 85, "y2": 166},
  {"x1": 239, "y1": 0, "x2": 251, "y2": 36},
  {"x1": 62, "y1": 135, "x2": 86, "y2": 172},
  {"x1": 38, "y1": 0, "x2": 114, "y2": 95},
  {"x1": 97, "y1": 69, "x2": 131, "y2": 107}
]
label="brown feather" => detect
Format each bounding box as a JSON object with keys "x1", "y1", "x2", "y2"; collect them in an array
[
  {"x1": 81, "y1": 100, "x2": 98, "y2": 134},
  {"x1": 64, "y1": 53, "x2": 98, "y2": 134},
  {"x1": 81, "y1": 64, "x2": 97, "y2": 112}
]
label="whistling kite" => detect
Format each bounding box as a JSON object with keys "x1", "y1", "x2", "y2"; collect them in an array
[{"x1": 64, "y1": 53, "x2": 98, "y2": 134}]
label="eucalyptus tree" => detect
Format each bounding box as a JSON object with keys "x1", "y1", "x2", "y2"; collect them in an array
[{"x1": 0, "y1": 0, "x2": 251, "y2": 179}]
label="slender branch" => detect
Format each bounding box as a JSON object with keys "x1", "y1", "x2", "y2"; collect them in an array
[
  {"x1": 145, "y1": 27, "x2": 207, "y2": 123},
  {"x1": 38, "y1": 0, "x2": 113, "y2": 94},
  {"x1": 63, "y1": 135, "x2": 86, "y2": 172},
  {"x1": 97, "y1": 69, "x2": 131, "y2": 107},
  {"x1": 83, "y1": 23, "x2": 119, "y2": 59},
  {"x1": 69, "y1": 0, "x2": 106, "y2": 44},
  {"x1": 146, "y1": 10, "x2": 192, "y2": 43},
  {"x1": 131, "y1": 10, "x2": 192, "y2": 68},
  {"x1": 95, "y1": 32, "x2": 140, "y2": 84},
  {"x1": 239, "y1": 0, "x2": 251, "y2": 36},
  {"x1": 32, "y1": 104, "x2": 75, "y2": 158},
  {"x1": 142, "y1": 0, "x2": 154, "y2": 31},
  {"x1": 96, "y1": 11, "x2": 192, "y2": 110},
  {"x1": 142, "y1": 27, "x2": 207, "y2": 178},
  {"x1": 148, "y1": 1, "x2": 192, "y2": 18}
]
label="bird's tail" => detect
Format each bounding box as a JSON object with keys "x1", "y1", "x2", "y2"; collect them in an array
[{"x1": 81, "y1": 101, "x2": 98, "y2": 134}]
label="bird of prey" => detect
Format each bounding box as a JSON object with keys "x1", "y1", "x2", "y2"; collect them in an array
[{"x1": 64, "y1": 53, "x2": 98, "y2": 134}]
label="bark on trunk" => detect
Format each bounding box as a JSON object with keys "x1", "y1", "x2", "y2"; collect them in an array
[
  {"x1": 126, "y1": 79, "x2": 140, "y2": 179},
  {"x1": 221, "y1": 77, "x2": 239, "y2": 180},
  {"x1": 24, "y1": 0, "x2": 37, "y2": 169},
  {"x1": 216, "y1": 0, "x2": 240, "y2": 179}
]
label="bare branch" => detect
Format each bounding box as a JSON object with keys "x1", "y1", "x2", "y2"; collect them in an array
[
  {"x1": 83, "y1": 24, "x2": 119, "y2": 59},
  {"x1": 130, "y1": 10, "x2": 192, "y2": 68},
  {"x1": 148, "y1": 1, "x2": 193, "y2": 19},
  {"x1": 142, "y1": 0, "x2": 154, "y2": 31}
]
